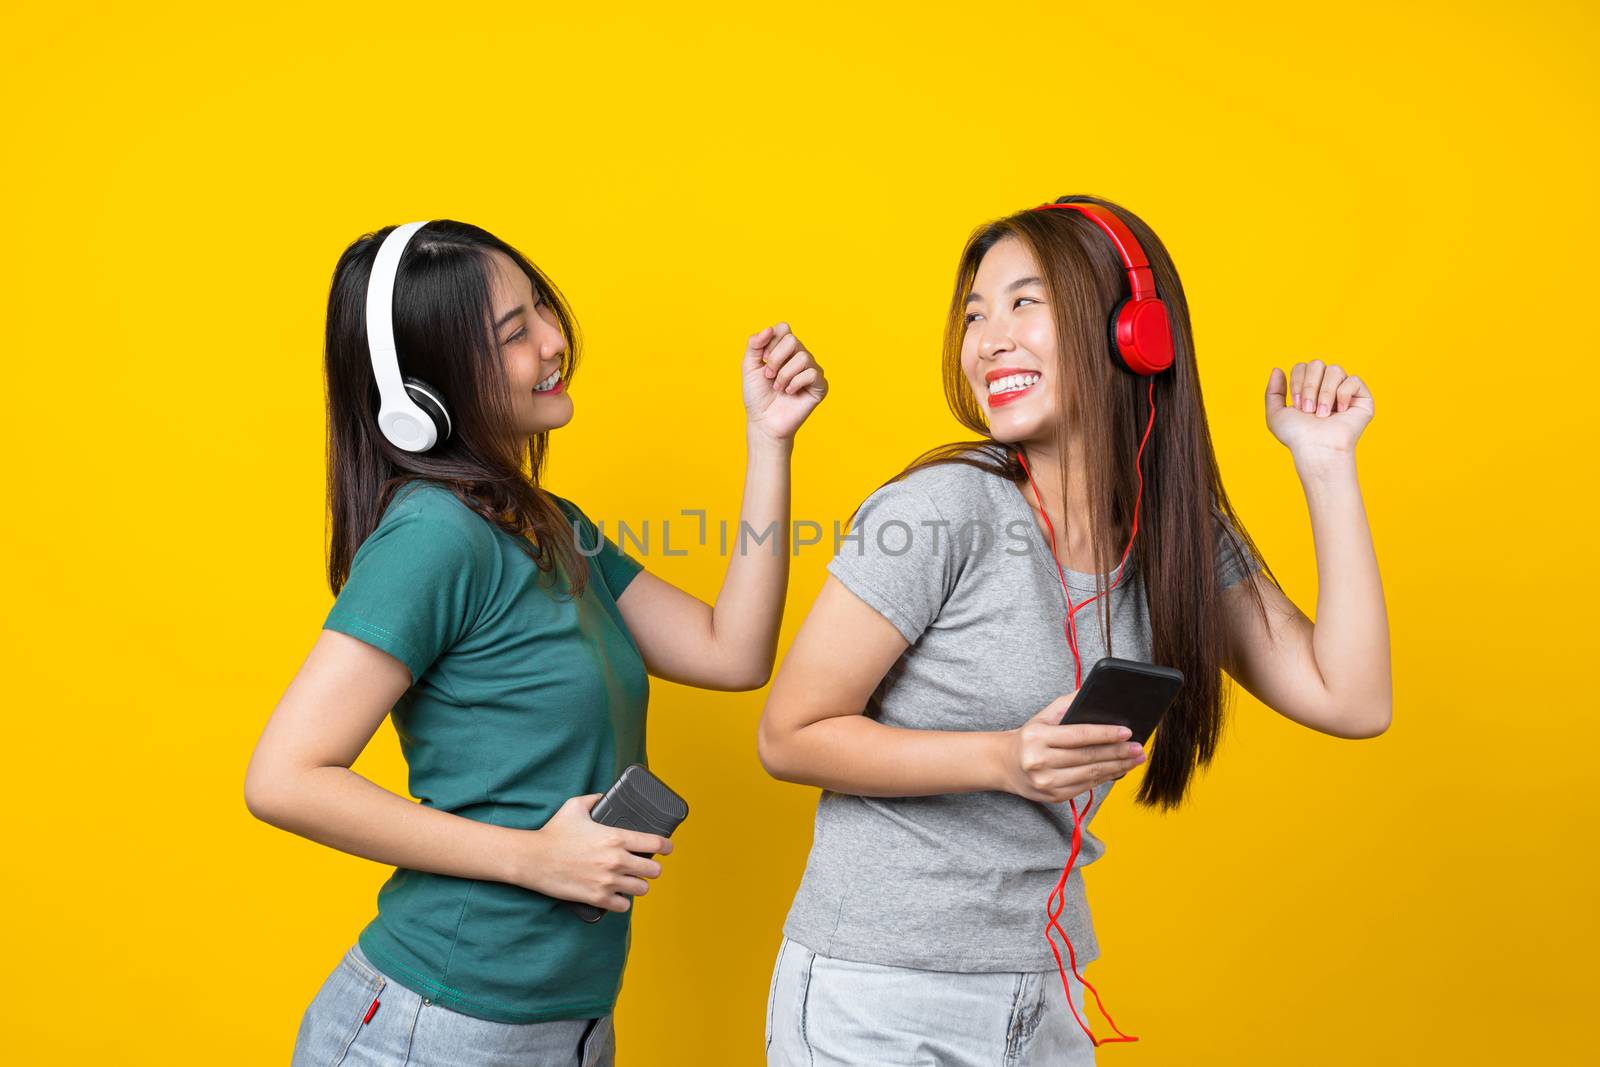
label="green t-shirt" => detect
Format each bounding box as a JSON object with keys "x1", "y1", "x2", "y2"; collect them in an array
[{"x1": 322, "y1": 480, "x2": 649, "y2": 1024}]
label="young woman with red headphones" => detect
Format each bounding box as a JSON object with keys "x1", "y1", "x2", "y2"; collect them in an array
[{"x1": 758, "y1": 194, "x2": 1391, "y2": 1065}]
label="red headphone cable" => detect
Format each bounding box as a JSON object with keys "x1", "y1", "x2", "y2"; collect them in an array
[{"x1": 1015, "y1": 376, "x2": 1156, "y2": 1047}]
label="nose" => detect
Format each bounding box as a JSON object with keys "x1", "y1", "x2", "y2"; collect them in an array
[
  {"x1": 535, "y1": 308, "x2": 568, "y2": 361},
  {"x1": 543, "y1": 329, "x2": 567, "y2": 361},
  {"x1": 977, "y1": 320, "x2": 1013, "y2": 360}
]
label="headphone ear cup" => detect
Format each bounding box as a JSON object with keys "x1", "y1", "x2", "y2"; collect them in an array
[
  {"x1": 1109, "y1": 299, "x2": 1176, "y2": 377},
  {"x1": 403, "y1": 377, "x2": 453, "y2": 446},
  {"x1": 1106, "y1": 299, "x2": 1142, "y2": 375}
]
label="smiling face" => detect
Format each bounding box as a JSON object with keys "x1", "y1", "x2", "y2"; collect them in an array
[
  {"x1": 486, "y1": 249, "x2": 573, "y2": 437},
  {"x1": 960, "y1": 236, "x2": 1064, "y2": 447}
]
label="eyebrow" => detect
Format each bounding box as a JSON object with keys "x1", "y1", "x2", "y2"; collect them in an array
[
  {"x1": 493, "y1": 304, "x2": 526, "y2": 329},
  {"x1": 966, "y1": 276, "x2": 1044, "y2": 304}
]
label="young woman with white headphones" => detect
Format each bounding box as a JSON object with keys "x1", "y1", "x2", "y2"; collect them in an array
[
  {"x1": 758, "y1": 194, "x2": 1391, "y2": 1066},
  {"x1": 245, "y1": 219, "x2": 826, "y2": 1065}
]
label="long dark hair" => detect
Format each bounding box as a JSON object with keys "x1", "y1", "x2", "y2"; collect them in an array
[
  {"x1": 323, "y1": 220, "x2": 590, "y2": 598},
  {"x1": 883, "y1": 194, "x2": 1278, "y2": 811}
]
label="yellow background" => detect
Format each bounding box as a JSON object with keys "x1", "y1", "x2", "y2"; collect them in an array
[{"x1": 4, "y1": 1, "x2": 1595, "y2": 1062}]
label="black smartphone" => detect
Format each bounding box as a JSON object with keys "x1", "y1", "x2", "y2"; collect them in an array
[
  {"x1": 568, "y1": 763, "x2": 689, "y2": 924},
  {"x1": 1058, "y1": 657, "x2": 1184, "y2": 754}
]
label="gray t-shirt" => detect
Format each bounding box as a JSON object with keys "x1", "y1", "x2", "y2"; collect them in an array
[{"x1": 781, "y1": 454, "x2": 1262, "y2": 972}]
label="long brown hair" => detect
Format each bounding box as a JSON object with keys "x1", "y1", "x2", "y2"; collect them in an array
[
  {"x1": 322, "y1": 220, "x2": 590, "y2": 598},
  {"x1": 883, "y1": 194, "x2": 1278, "y2": 811}
]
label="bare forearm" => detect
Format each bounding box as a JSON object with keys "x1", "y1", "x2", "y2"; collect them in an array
[
  {"x1": 706, "y1": 430, "x2": 794, "y2": 682},
  {"x1": 761, "y1": 715, "x2": 1006, "y2": 798},
  {"x1": 1296, "y1": 450, "x2": 1392, "y2": 725},
  {"x1": 249, "y1": 765, "x2": 521, "y2": 884}
]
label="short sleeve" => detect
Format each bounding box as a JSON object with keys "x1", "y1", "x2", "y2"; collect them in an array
[
  {"x1": 827, "y1": 479, "x2": 960, "y2": 645},
  {"x1": 323, "y1": 510, "x2": 487, "y2": 684},
  {"x1": 559, "y1": 498, "x2": 644, "y2": 599},
  {"x1": 1213, "y1": 507, "x2": 1265, "y2": 591}
]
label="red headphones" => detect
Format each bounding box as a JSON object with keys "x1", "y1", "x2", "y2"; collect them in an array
[
  {"x1": 1031, "y1": 198, "x2": 1175, "y2": 377},
  {"x1": 1017, "y1": 197, "x2": 1174, "y2": 1048}
]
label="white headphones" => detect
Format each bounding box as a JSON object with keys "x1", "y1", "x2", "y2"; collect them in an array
[{"x1": 366, "y1": 220, "x2": 453, "y2": 452}]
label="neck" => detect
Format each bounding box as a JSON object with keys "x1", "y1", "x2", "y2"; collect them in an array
[{"x1": 1017, "y1": 441, "x2": 1094, "y2": 563}]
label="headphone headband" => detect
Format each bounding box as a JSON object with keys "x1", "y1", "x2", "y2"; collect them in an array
[
  {"x1": 365, "y1": 220, "x2": 450, "y2": 452},
  {"x1": 366, "y1": 221, "x2": 428, "y2": 408},
  {"x1": 1030, "y1": 200, "x2": 1159, "y2": 305},
  {"x1": 1028, "y1": 198, "x2": 1174, "y2": 375}
]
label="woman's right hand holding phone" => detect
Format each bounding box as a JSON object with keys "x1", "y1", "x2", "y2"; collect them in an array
[
  {"x1": 505, "y1": 793, "x2": 673, "y2": 913},
  {"x1": 997, "y1": 692, "x2": 1147, "y2": 804}
]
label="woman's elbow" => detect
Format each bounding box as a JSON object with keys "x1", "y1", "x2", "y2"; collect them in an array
[
  {"x1": 243, "y1": 773, "x2": 275, "y2": 823},
  {"x1": 243, "y1": 758, "x2": 296, "y2": 826},
  {"x1": 1340, "y1": 696, "x2": 1393, "y2": 739},
  {"x1": 1356, "y1": 704, "x2": 1393, "y2": 739},
  {"x1": 702, "y1": 647, "x2": 772, "y2": 691},
  {"x1": 731, "y1": 659, "x2": 774, "y2": 692},
  {"x1": 756, "y1": 717, "x2": 798, "y2": 782},
  {"x1": 1357, "y1": 681, "x2": 1394, "y2": 738}
]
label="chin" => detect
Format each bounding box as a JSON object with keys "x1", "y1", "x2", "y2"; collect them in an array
[
  {"x1": 986, "y1": 424, "x2": 1027, "y2": 445},
  {"x1": 528, "y1": 398, "x2": 574, "y2": 434},
  {"x1": 978, "y1": 399, "x2": 1052, "y2": 445},
  {"x1": 537, "y1": 413, "x2": 574, "y2": 434}
]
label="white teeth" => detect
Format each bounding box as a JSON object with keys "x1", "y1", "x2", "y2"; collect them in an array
[
  {"x1": 533, "y1": 369, "x2": 562, "y2": 392},
  {"x1": 988, "y1": 373, "x2": 1041, "y2": 396}
]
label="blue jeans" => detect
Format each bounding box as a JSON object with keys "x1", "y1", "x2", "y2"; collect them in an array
[
  {"x1": 291, "y1": 942, "x2": 615, "y2": 1066},
  {"x1": 766, "y1": 935, "x2": 1098, "y2": 1066}
]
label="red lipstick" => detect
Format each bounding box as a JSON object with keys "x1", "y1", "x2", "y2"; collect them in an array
[{"x1": 984, "y1": 367, "x2": 1042, "y2": 409}]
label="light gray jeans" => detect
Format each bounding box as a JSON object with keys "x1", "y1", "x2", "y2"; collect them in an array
[
  {"x1": 291, "y1": 942, "x2": 615, "y2": 1066},
  {"x1": 766, "y1": 935, "x2": 1099, "y2": 1066}
]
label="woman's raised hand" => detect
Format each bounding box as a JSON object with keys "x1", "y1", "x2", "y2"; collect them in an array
[
  {"x1": 997, "y1": 693, "x2": 1147, "y2": 805},
  {"x1": 1265, "y1": 361, "x2": 1375, "y2": 459},
  {"x1": 508, "y1": 793, "x2": 673, "y2": 913},
  {"x1": 743, "y1": 322, "x2": 828, "y2": 441}
]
